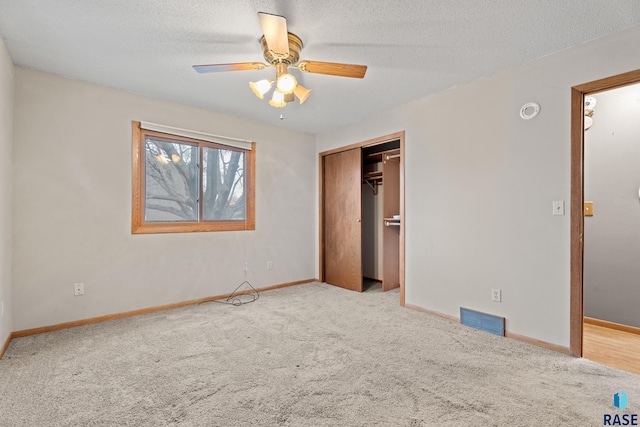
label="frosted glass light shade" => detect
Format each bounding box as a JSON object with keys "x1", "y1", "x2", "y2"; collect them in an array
[
  {"x1": 249, "y1": 79, "x2": 273, "y2": 99},
  {"x1": 269, "y1": 90, "x2": 286, "y2": 108},
  {"x1": 294, "y1": 84, "x2": 311, "y2": 104},
  {"x1": 276, "y1": 73, "x2": 297, "y2": 94}
]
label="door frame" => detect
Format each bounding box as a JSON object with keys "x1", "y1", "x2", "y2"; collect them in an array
[
  {"x1": 570, "y1": 69, "x2": 640, "y2": 357},
  {"x1": 319, "y1": 131, "x2": 406, "y2": 305}
]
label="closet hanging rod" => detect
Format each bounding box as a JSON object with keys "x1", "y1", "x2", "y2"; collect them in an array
[
  {"x1": 365, "y1": 149, "x2": 399, "y2": 159},
  {"x1": 385, "y1": 154, "x2": 400, "y2": 161}
]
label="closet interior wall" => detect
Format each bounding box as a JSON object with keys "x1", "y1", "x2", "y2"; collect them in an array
[
  {"x1": 362, "y1": 141, "x2": 401, "y2": 291},
  {"x1": 362, "y1": 163, "x2": 383, "y2": 281}
]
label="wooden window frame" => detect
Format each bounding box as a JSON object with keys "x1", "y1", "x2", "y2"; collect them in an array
[{"x1": 132, "y1": 121, "x2": 255, "y2": 234}]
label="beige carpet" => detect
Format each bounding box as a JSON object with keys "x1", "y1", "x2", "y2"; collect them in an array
[{"x1": 1, "y1": 282, "x2": 639, "y2": 426}]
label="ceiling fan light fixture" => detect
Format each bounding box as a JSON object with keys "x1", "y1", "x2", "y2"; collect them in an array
[
  {"x1": 193, "y1": 13, "x2": 368, "y2": 110},
  {"x1": 276, "y1": 73, "x2": 297, "y2": 94},
  {"x1": 269, "y1": 90, "x2": 286, "y2": 108},
  {"x1": 294, "y1": 84, "x2": 311, "y2": 104},
  {"x1": 249, "y1": 79, "x2": 273, "y2": 99}
]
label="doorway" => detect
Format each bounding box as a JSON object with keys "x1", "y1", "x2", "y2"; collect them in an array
[
  {"x1": 570, "y1": 69, "x2": 640, "y2": 358},
  {"x1": 319, "y1": 131, "x2": 405, "y2": 305}
]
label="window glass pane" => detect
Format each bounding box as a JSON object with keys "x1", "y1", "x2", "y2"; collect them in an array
[
  {"x1": 202, "y1": 147, "x2": 246, "y2": 221},
  {"x1": 144, "y1": 138, "x2": 199, "y2": 222}
]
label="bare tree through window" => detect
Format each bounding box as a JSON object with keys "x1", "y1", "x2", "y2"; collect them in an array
[
  {"x1": 203, "y1": 147, "x2": 245, "y2": 221},
  {"x1": 132, "y1": 122, "x2": 255, "y2": 234},
  {"x1": 144, "y1": 139, "x2": 199, "y2": 221}
]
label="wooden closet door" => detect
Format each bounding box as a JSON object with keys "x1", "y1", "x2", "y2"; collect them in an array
[
  {"x1": 323, "y1": 148, "x2": 363, "y2": 292},
  {"x1": 382, "y1": 158, "x2": 400, "y2": 291}
]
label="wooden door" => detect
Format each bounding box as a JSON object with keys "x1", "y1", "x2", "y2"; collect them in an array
[
  {"x1": 323, "y1": 148, "x2": 363, "y2": 291},
  {"x1": 382, "y1": 157, "x2": 400, "y2": 291}
]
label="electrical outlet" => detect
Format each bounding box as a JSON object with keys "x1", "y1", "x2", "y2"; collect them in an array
[
  {"x1": 74, "y1": 283, "x2": 84, "y2": 296},
  {"x1": 491, "y1": 288, "x2": 502, "y2": 302},
  {"x1": 267, "y1": 261, "x2": 273, "y2": 270}
]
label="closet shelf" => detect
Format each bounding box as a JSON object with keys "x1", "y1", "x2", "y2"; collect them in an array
[
  {"x1": 363, "y1": 171, "x2": 383, "y2": 195},
  {"x1": 364, "y1": 149, "x2": 400, "y2": 165},
  {"x1": 362, "y1": 171, "x2": 383, "y2": 181}
]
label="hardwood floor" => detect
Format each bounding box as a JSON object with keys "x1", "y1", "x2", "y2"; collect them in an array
[{"x1": 583, "y1": 321, "x2": 640, "y2": 374}]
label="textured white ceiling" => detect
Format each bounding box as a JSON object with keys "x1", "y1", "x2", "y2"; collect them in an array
[{"x1": 1, "y1": 1, "x2": 640, "y2": 133}]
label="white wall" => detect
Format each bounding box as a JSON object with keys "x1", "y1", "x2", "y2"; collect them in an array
[
  {"x1": 584, "y1": 83, "x2": 640, "y2": 327},
  {"x1": 13, "y1": 68, "x2": 316, "y2": 331},
  {"x1": 316, "y1": 24, "x2": 640, "y2": 348},
  {"x1": 0, "y1": 39, "x2": 14, "y2": 345}
]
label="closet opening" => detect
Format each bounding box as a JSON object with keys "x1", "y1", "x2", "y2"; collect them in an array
[
  {"x1": 319, "y1": 131, "x2": 405, "y2": 305},
  {"x1": 361, "y1": 141, "x2": 401, "y2": 292}
]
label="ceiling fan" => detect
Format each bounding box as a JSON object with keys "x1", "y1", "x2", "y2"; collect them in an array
[{"x1": 193, "y1": 12, "x2": 368, "y2": 107}]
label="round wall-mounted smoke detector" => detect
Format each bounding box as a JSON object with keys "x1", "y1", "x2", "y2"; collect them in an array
[{"x1": 520, "y1": 102, "x2": 540, "y2": 120}]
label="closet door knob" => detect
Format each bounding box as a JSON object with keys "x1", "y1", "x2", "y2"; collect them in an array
[{"x1": 357, "y1": 219, "x2": 361, "y2": 222}]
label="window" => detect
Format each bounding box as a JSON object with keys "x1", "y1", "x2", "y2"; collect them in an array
[{"x1": 132, "y1": 121, "x2": 255, "y2": 233}]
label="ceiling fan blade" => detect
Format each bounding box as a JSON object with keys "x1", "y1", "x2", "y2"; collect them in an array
[
  {"x1": 257, "y1": 12, "x2": 289, "y2": 56},
  {"x1": 192, "y1": 62, "x2": 268, "y2": 73},
  {"x1": 297, "y1": 60, "x2": 367, "y2": 78}
]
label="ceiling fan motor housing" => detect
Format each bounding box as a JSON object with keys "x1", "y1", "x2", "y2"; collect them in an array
[{"x1": 260, "y1": 32, "x2": 303, "y2": 65}]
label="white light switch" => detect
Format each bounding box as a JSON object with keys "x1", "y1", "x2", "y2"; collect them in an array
[{"x1": 552, "y1": 201, "x2": 565, "y2": 216}]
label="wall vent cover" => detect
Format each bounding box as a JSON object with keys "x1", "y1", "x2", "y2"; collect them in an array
[{"x1": 460, "y1": 307, "x2": 505, "y2": 336}]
